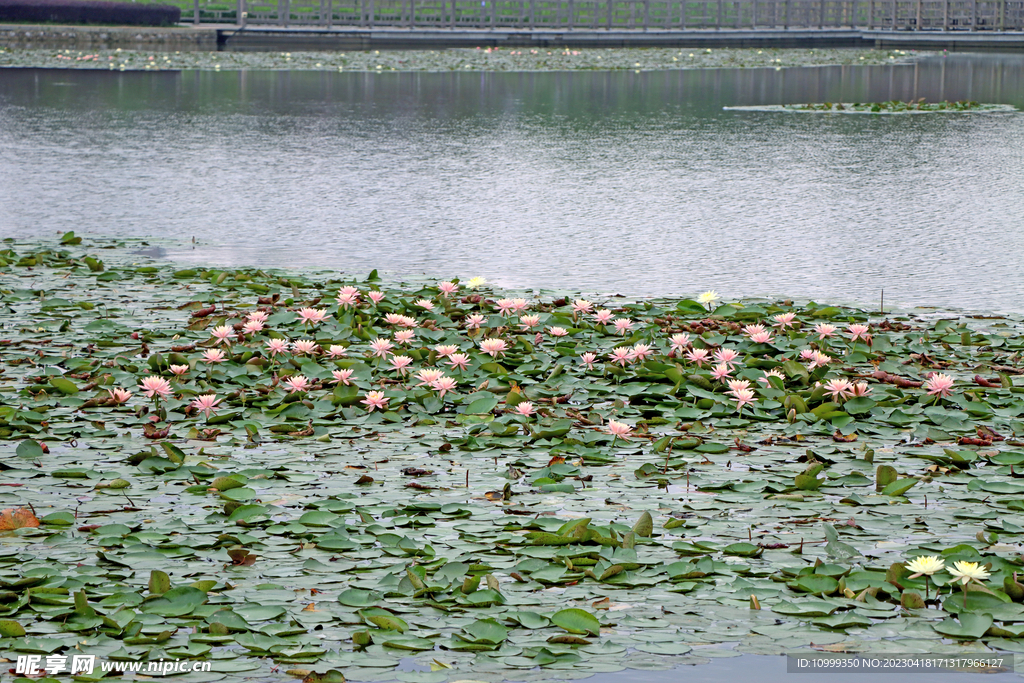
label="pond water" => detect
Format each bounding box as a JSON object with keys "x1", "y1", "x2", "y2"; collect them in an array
[
  {"x1": 1, "y1": 53, "x2": 1023, "y2": 312},
  {"x1": 579, "y1": 653, "x2": 1023, "y2": 683}
]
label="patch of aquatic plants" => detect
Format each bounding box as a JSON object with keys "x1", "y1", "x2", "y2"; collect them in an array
[
  {"x1": 4, "y1": 234, "x2": 1024, "y2": 682},
  {"x1": 0, "y1": 45, "x2": 923, "y2": 72},
  {"x1": 794, "y1": 99, "x2": 993, "y2": 112},
  {"x1": 726, "y1": 99, "x2": 1013, "y2": 114}
]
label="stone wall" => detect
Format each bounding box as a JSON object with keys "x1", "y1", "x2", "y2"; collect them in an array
[{"x1": 0, "y1": 24, "x2": 217, "y2": 51}]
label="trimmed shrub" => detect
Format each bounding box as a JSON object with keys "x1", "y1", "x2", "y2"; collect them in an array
[{"x1": 0, "y1": 0, "x2": 182, "y2": 26}]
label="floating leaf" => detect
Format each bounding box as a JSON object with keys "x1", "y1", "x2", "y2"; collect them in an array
[
  {"x1": 933, "y1": 613, "x2": 993, "y2": 640},
  {"x1": 140, "y1": 587, "x2": 206, "y2": 617},
  {"x1": 0, "y1": 508, "x2": 39, "y2": 530},
  {"x1": 550, "y1": 608, "x2": 600, "y2": 636},
  {"x1": 359, "y1": 608, "x2": 408, "y2": 632}
]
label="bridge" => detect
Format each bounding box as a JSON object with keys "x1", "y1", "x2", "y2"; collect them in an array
[{"x1": 186, "y1": 0, "x2": 1024, "y2": 31}]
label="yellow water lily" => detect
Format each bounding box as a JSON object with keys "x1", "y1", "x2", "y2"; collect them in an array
[
  {"x1": 466, "y1": 277, "x2": 487, "y2": 289},
  {"x1": 906, "y1": 555, "x2": 944, "y2": 602},
  {"x1": 949, "y1": 560, "x2": 992, "y2": 609},
  {"x1": 906, "y1": 555, "x2": 944, "y2": 577},
  {"x1": 949, "y1": 561, "x2": 990, "y2": 585},
  {"x1": 697, "y1": 289, "x2": 719, "y2": 305}
]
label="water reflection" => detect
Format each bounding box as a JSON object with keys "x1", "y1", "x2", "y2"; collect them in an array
[{"x1": 0, "y1": 54, "x2": 1022, "y2": 311}]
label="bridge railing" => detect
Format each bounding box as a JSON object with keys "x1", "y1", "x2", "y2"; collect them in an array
[{"x1": 185, "y1": 0, "x2": 1024, "y2": 30}]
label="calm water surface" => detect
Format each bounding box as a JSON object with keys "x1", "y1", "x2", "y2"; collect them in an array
[{"x1": 1, "y1": 54, "x2": 1023, "y2": 311}]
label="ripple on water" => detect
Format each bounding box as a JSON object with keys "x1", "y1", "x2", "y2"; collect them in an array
[{"x1": 1, "y1": 55, "x2": 1023, "y2": 312}]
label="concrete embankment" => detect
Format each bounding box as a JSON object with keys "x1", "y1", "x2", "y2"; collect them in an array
[{"x1": 0, "y1": 24, "x2": 217, "y2": 51}]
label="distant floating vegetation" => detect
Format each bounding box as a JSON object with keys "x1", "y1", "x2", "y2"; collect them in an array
[{"x1": 725, "y1": 99, "x2": 1016, "y2": 114}]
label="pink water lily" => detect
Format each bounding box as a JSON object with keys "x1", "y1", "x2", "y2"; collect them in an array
[
  {"x1": 732, "y1": 388, "x2": 756, "y2": 413},
  {"x1": 711, "y1": 362, "x2": 732, "y2": 381},
  {"x1": 851, "y1": 381, "x2": 872, "y2": 397},
  {"x1": 107, "y1": 388, "x2": 132, "y2": 404},
  {"x1": 823, "y1": 378, "x2": 854, "y2": 401},
  {"x1": 336, "y1": 286, "x2": 360, "y2": 308},
  {"x1": 327, "y1": 345, "x2": 348, "y2": 359},
  {"x1": 190, "y1": 393, "x2": 221, "y2": 419},
  {"x1": 572, "y1": 299, "x2": 593, "y2": 314},
  {"x1": 593, "y1": 309, "x2": 614, "y2": 325},
  {"x1": 282, "y1": 375, "x2": 310, "y2": 393},
  {"x1": 609, "y1": 347, "x2": 633, "y2": 367},
  {"x1": 361, "y1": 390, "x2": 389, "y2": 411},
  {"x1": 612, "y1": 318, "x2": 634, "y2": 335},
  {"x1": 292, "y1": 339, "x2": 319, "y2": 355},
  {"x1": 389, "y1": 355, "x2": 413, "y2": 376},
  {"x1": 247, "y1": 310, "x2": 269, "y2": 324},
  {"x1": 415, "y1": 368, "x2": 445, "y2": 387},
  {"x1": 201, "y1": 348, "x2": 226, "y2": 364},
  {"x1": 296, "y1": 308, "x2": 329, "y2": 325},
  {"x1": 431, "y1": 376, "x2": 458, "y2": 398},
  {"x1": 370, "y1": 338, "x2": 394, "y2": 358},
  {"x1": 211, "y1": 324, "x2": 234, "y2": 346},
  {"x1": 438, "y1": 281, "x2": 459, "y2": 297},
  {"x1": 924, "y1": 373, "x2": 955, "y2": 397},
  {"x1": 465, "y1": 314, "x2": 487, "y2": 330},
  {"x1": 242, "y1": 320, "x2": 264, "y2": 335},
  {"x1": 714, "y1": 348, "x2": 740, "y2": 368},
  {"x1": 415, "y1": 299, "x2": 435, "y2": 311},
  {"x1": 606, "y1": 420, "x2": 633, "y2": 441},
  {"x1": 394, "y1": 329, "x2": 416, "y2": 345},
  {"x1": 548, "y1": 326, "x2": 568, "y2": 337},
  {"x1": 519, "y1": 314, "x2": 540, "y2": 330},
  {"x1": 669, "y1": 333, "x2": 691, "y2": 353},
  {"x1": 848, "y1": 324, "x2": 871, "y2": 342},
  {"x1": 807, "y1": 351, "x2": 832, "y2": 369},
  {"x1": 265, "y1": 338, "x2": 288, "y2": 356},
  {"x1": 384, "y1": 313, "x2": 417, "y2": 328},
  {"x1": 770, "y1": 313, "x2": 794, "y2": 329},
  {"x1": 726, "y1": 379, "x2": 751, "y2": 396},
  {"x1": 332, "y1": 369, "x2": 354, "y2": 385},
  {"x1": 496, "y1": 298, "x2": 516, "y2": 316},
  {"x1": 514, "y1": 401, "x2": 535, "y2": 417},
  {"x1": 511, "y1": 298, "x2": 529, "y2": 313},
  {"x1": 447, "y1": 353, "x2": 470, "y2": 371},
  {"x1": 169, "y1": 364, "x2": 189, "y2": 377},
  {"x1": 772, "y1": 312, "x2": 797, "y2": 329},
  {"x1": 630, "y1": 342, "x2": 654, "y2": 362},
  {"x1": 814, "y1": 323, "x2": 838, "y2": 340},
  {"x1": 758, "y1": 368, "x2": 785, "y2": 385},
  {"x1": 743, "y1": 324, "x2": 768, "y2": 339},
  {"x1": 434, "y1": 344, "x2": 458, "y2": 358},
  {"x1": 367, "y1": 290, "x2": 386, "y2": 305},
  {"x1": 479, "y1": 338, "x2": 508, "y2": 357},
  {"x1": 685, "y1": 348, "x2": 710, "y2": 366},
  {"x1": 580, "y1": 352, "x2": 597, "y2": 370},
  {"x1": 139, "y1": 376, "x2": 172, "y2": 399}
]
